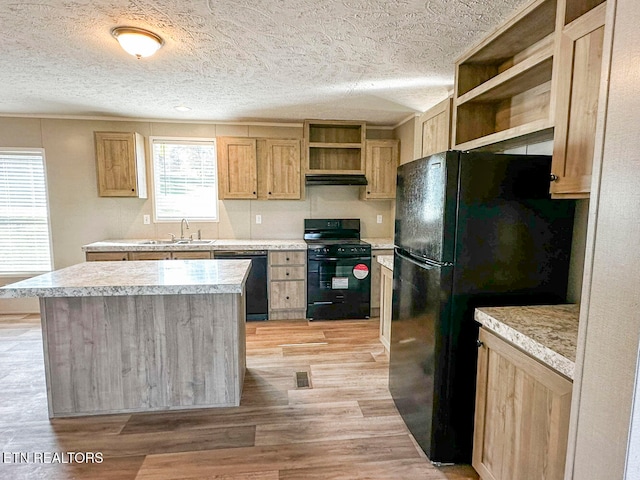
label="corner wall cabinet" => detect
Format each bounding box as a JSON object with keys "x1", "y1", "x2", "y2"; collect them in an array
[
  {"x1": 550, "y1": 1, "x2": 606, "y2": 198},
  {"x1": 218, "y1": 137, "x2": 302, "y2": 200},
  {"x1": 95, "y1": 132, "x2": 147, "y2": 198},
  {"x1": 362, "y1": 140, "x2": 399, "y2": 200},
  {"x1": 473, "y1": 328, "x2": 572, "y2": 480},
  {"x1": 419, "y1": 96, "x2": 452, "y2": 159},
  {"x1": 304, "y1": 120, "x2": 366, "y2": 176}
]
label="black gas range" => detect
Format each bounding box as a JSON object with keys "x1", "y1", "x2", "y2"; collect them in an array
[{"x1": 304, "y1": 219, "x2": 371, "y2": 320}]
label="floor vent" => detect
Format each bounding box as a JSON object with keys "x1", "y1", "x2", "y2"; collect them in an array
[{"x1": 295, "y1": 371, "x2": 311, "y2": 389}]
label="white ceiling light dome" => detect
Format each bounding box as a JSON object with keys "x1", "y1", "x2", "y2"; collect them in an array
[{"x1": 111, "y1": 27, "x2": 164, "y2": 59}]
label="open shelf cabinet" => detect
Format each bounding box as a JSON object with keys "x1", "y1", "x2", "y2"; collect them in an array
[
  {"x1": 304, "y1": 120, "x2": 365, "y2": 175},
  {"x1": 453, "y1": 0, "x2": 558, "y2": 150}
]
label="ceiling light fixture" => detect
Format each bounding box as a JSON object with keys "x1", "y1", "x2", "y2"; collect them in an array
[
  {"x1": 111, "y1": 26, "x2": 164, "y2": 59},
  {"x1": 174, "y1": 106, "x2": 191, "y2": 112}
]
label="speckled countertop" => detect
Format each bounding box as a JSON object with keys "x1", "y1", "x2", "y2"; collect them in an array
[
  {"x1": 0, "y1": 259, "x2": 251, "y2": 298},
  {"x1": 83, "y1": 238, "x2": 393, "y2": 252},
  {"x1": 376, "y1": 254, "x2": 394, "y2": 270},
  {"x1": 82, "y1": 239, "x2": 307, "y2": 252},
  {"x1": 475, "y1": 304, "x2": 579, "y2": 379},
  {"x1": 364, "y1": 238, "x2": 395, "y2": 249}
]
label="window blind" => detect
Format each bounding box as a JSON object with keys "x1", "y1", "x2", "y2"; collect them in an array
[
  {"x1": 151, "y1": 139, "x2": 218, "y2": 221},
  {"x1": 0, "y1": 149, "x2": 52, "y2": 274}
]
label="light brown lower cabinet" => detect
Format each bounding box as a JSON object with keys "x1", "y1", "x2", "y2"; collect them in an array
[
  {"x1": 268, "y1": 250, "x2": 306, "y2": 320},
  {"x1": 87, "y1": 251, "x2": 211, "y2": 261},
  {"x1": 473, "y1": 328, "x2": 572, "y2": 480},
  {"x1": 378, "y1": 263, "x2": 393, "y2": 351},
  {"x1": 85, "y1": 252, "x2": 129, "y2": 261},
  {"x1": 371, "y1": 249, "x2": 393, "y2": 317}
]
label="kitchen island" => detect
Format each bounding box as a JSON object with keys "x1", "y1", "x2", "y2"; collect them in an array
[{"x1": 0, "y1": 259, "x2": 251, "y2": 418}]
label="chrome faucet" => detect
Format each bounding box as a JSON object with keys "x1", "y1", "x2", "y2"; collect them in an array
[{"x1": 180, "y1": 218, "x2": 190, "y2": 240}]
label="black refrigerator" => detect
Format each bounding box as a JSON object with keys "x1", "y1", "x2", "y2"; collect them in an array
[{"x1": 389, "y1": 151, "x2": 575, "y2": 464}]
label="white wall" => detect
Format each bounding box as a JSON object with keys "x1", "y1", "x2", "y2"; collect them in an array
[{"x1": 569, "y1": 0, "x2": 640, "y2": 476}]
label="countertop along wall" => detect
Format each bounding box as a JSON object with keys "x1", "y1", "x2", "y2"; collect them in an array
[{"x1": 0, "y1": 116, "x2": 395, "y2": 313}]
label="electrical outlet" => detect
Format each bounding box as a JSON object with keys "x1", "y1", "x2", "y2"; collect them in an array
[
  {"x1": 377, "y1": 214, "x2": 383, "y2": 224},
  {"x1": 256, "y1": 214, "x2": 262, "y2": 224},
  {"x1": 143, "y1": 215, "x2": 151, "y2": 225}
]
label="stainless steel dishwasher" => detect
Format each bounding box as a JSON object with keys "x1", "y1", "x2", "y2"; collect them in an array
[{"x1": 213, "y1": 250, "x2": 268, "y2": 321}]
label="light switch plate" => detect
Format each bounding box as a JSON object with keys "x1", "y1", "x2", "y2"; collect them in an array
[
  {"x1": 143, "y1": 215, "x2": 151, "y2": 225},
  {"x1": 377, "y1": 214, "x2": 383, "y2": 224},
  {"x1": 256, "y1": 214, "x2": 262, "y2": 224}
]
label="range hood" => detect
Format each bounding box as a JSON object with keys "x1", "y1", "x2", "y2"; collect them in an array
[{"x1": 305, "y1": 174, "x2": 368, "y2": 186}]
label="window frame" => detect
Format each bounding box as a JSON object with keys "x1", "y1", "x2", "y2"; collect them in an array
[
  {"x1": 148, "y1": 136, "x2": 219, "y2": 223},
  {"x1": 0, "y1": 147, "x2": 53, "y2": 277}
]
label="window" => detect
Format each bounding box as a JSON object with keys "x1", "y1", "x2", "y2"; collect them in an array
[
  {"x1": 0, "y1": 149, "x2": 52, "y2": 274},
  {"x1": 150, "y1": 137, "x2": 218, "y2": 221}
]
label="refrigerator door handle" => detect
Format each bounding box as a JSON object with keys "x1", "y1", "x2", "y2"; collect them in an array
[{"x1": 395, "y1": 248, "x2": 452, "y2": 268}]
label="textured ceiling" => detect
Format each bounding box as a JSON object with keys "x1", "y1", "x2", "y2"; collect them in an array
[{"x1": 0, "y1": 0, "x2": 528, "y2": 125}]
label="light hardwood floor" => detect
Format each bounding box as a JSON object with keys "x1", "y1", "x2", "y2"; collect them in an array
[{"x1": 0, "y1": 314, "x2": 479, "y2": 480}]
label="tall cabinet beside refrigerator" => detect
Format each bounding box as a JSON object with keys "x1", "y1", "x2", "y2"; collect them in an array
[{"x1": 389, "y1": 151, "x2": 575, "y2": 464}]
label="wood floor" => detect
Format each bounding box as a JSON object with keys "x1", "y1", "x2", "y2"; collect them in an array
[{"x1": 0, "y1": 313, "x2": 479, "y2": 480}]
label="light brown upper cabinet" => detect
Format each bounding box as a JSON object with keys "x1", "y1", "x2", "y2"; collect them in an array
[
  {"x1": 304, "y1": 120, "x2": 366, "y2": 175},
  {"x1": 95, "y1": 132, "x2": 147, "y2": 198},
  {"x1": 551, "y1": 1, "x2": 606, "y2": 198},
  {"x1": 218, "y1": 137, "x2": 302, "y2": 200},
  {"x1": 217, "y1": 137, "x2": 258, "y2": 199},
  {"x1": 453, "y1": 0, "x2": 557, "y2": 151},
  {"x1": 261, "y1": 139, "x2": 302, "y2": 200},
  {"x1": 362, "y1": 139, "x2": 399, "y2": 200},
  {"x1": 419, "y1": 97, "x2": 452, "y2": 158}
]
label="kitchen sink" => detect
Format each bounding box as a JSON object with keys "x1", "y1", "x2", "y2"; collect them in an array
[
  {"x1": 176, "y1": 240, "x2": 215, "y2": 245},
  {"x1": 137, "y1": 239, "x2": 215, "y2": 245}
]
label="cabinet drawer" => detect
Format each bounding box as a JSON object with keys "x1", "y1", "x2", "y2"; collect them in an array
[
  {"x1": 269, "y1": 251, "x2": 305, "y2": 266},
  {"x1": 269, "y1": 265, "x2": 305, "y2": 281},
  {"x1": 269, "y1": 280, "x2": 305, "y2": 310},
  {"x1": 130, "y1": 252, "x2": 172, "y2": 260},
  {"x1": 172, "y1": 251, "x2": 212, "y2": 259},
  {"x1": 86, "y1": 252, "x2": 129, "y2": 261}
]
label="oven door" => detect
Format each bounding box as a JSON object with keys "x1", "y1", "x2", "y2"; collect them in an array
[{"x1": 307, "y1": 255, "x2": 371, "y2": 320}]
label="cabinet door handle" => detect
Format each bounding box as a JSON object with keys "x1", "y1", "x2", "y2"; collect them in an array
[
  {"x1": 131, "y1": 188, "x2": 135, "y2": 192},
  {"x1": 268, "y1": 192, "x2": 272, "y2": 195},
  {"x1": 285, "y1": 296, "x2": 290, "y2": 300},
  {"x1": 550, "y1": 173, "x2": 558, "y2": 182},
  {"x1": 286, "y1": 272, "x2": 290, "y2": 276},
  {"x1": 286, "y1": 257, "x2": 290, "y2": 261},
  {"x1": 253, "y1": 191, "x2": 256, "y2": 194},
  {"x1": 476, "y1": 340, "x2": 484, "y2": 348}
]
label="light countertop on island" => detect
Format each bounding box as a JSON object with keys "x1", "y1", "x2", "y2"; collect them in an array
[
  {"x1": 474, "y1": 304, "x2": 579, "y2": 379},
  {"x1": 0, "y1": 259, "x2": 251, "y2": 298}
]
